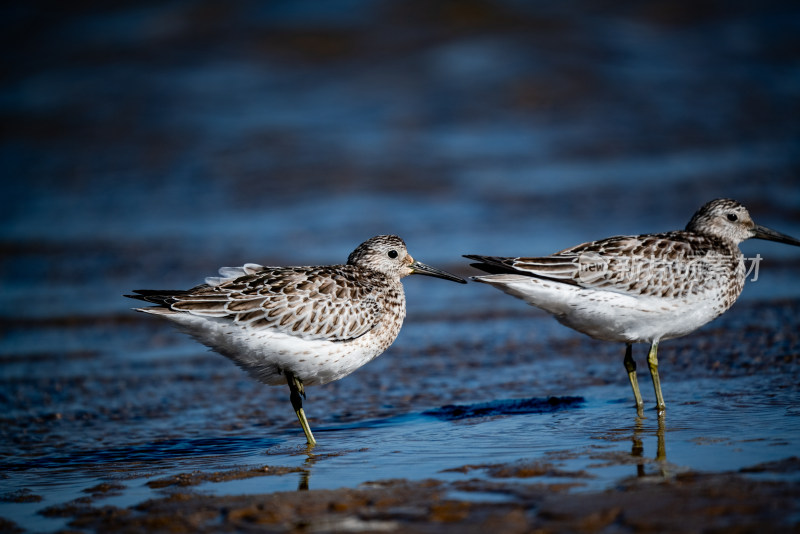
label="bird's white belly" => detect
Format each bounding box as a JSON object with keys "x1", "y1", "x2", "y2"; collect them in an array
[
  {"x1": 169, "y1": 314, "x2": 401, "y2": 386},
  {"x1": 477, "y1": 274, "x2": 728, "y2": 343},
  {"x1": 557, "y1": 290, "x2": 723, "y2": 343}
]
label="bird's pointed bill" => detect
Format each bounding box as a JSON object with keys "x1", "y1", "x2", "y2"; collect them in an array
[
  {"x1": 753, "y1": 224, "x2": 800, "y2": 247},
  {"x1": 410, "y1": 261, "x2": 467, "y2": 283}
]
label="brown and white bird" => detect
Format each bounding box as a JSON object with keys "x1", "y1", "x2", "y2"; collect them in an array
[
  {"x1": 466, "y1": 199, "x2": 800, "y2": 415},
  {"x1": 127, "y1": 235, "x2": 466, "y2": 445}
]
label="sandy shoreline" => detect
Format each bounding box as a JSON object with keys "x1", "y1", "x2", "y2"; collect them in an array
[{"x1": 5, "y1": 457, "x2": 793, "y2": 533}]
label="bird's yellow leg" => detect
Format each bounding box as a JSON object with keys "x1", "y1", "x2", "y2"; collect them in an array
[
  {"x1": 623, "y1": 343, "x2": 644, "y2": 416},
  {"x1": 647, "y1": 341, "x2": 666, "y2": 414},
  {"x1": 287, "y1": 372, "x2": 316, "y2": 446}
]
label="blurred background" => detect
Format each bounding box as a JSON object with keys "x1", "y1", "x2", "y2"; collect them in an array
[
  {"x1": 1, "y1": 0, "x2": 799, "y2": 529},
  {"x1": 2, "y1": 0, "x2": 799, "y2": 316}
]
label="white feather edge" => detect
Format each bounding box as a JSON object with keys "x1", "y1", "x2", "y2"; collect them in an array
[{"x1": 205, "y1": 263, "x2": 264, "y2": 286}]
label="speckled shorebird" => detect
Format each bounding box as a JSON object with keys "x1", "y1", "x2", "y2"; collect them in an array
[
  {"x1": 127, "y1": 235, "x2": 466, "y2": 445},
  {"x1": 465, "y1": 199, "x2": 800, "y2": 415}
]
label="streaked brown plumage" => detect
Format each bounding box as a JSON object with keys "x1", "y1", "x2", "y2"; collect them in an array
[
  {"x1": 128, "y1": 235, "x2": 466, "y2": 445},
  {"x1": 466, "y1": 198, "x2": 800, "y2": 415}
]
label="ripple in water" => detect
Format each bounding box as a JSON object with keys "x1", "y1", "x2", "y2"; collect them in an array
[
  {"x1": 424, "y1": 396, "x2": 584, "y2": 421},
  {"x1": 1, "y1": 436, "x2": 280, "y2": 472}
]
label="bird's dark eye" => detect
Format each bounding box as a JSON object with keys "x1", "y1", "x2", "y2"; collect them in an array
[
  {"x1": 387, "y1": 250, "x2": 398, "y2": 259},
  {"x1": 727, "y1": 213, "x2": 738, "y2": 222}
]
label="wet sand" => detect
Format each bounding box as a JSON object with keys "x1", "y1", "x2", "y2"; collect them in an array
[
  {"x1": 10, "y1": 454, "x2": 800, "y2": 533},
  {"x1": 3, "y1": 297, "x2": 799, "y2": 532}
]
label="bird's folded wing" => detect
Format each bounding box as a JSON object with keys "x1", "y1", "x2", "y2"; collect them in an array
[
  {"x1": 168, "y1": 265, "x2": 384, "y2": 341},
  {"x1": 469, "y1": 233, "x2": 707, "y2": 297}
]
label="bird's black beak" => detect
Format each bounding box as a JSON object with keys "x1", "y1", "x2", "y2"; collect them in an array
[
  {"x1": 753, "y1": 224, "x2": 800, "y2": 247},
  {"x1": 410, "y1": 261, "x2": 467, "y2": 284}
]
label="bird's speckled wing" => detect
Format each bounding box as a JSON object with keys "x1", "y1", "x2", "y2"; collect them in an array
[
  {"x1": 154, "y1": 265, "x2": 389, "y2": 341},
  {"x1": 468, "y1": 231, "x2": 737, "y2": 298}
]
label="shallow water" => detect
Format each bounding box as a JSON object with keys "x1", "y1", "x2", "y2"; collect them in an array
[
  {"x1": 2, "y1": 296, "x2": 799, "y2": 532},
  {"x1": 2, "y1": 1, "x2": 800, "y2": 532}
]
